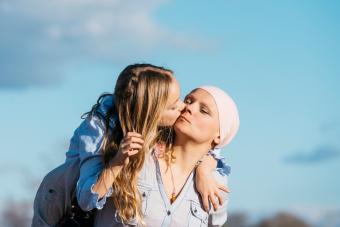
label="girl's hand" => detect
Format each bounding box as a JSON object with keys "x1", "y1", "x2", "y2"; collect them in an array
[
  {"x1": 196, "y1": 167, "x2": 230, "y2": 212},
  {"x1": 114, "y1": 132, "x2": 144, "y2": 165}
]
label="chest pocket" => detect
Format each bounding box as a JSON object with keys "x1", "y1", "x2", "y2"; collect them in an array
[
  {"x1": 186, "y1": 200, "x2": 208, "y2": 227},
  {"x1": 137, "y1": 183, "x2": 153, "y2": 216}
]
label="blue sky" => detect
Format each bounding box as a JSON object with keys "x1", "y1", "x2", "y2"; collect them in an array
[{"x1": 1, "y1": 0, "x2": 340, "y2": 224}]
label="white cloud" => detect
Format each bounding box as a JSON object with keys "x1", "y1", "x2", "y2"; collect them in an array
[{"x1": 0, "y1": 0, "x2": 214, "y2": 89}]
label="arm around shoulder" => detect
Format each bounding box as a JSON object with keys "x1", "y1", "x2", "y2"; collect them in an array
[{"x1": 208, "y1": 172, "x2": 229, "y2": 227}]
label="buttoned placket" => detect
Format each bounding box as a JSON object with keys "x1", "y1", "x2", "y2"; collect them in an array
[{"x1": 154, "y1": 154, "x2": 194, "y2": 227}]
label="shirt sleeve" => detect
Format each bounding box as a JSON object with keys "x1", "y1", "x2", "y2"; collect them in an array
[
  {"x1": 69, "y1": 115, "x2": 113, "y2": 211},
  {"x1": 208, "y1": 171, "x2": 229, "y2": 227},
  {"x1": 208, "y1": 148, "x2": 231, "y2": 176}
]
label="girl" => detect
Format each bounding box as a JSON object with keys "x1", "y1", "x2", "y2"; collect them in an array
[{"x1": 94, "y1": 86, "x2": 240, "y2": 227}]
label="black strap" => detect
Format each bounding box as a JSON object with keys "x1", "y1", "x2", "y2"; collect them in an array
[{"x1": 58, "y1": 190, "x2": 95, "y2": 227}]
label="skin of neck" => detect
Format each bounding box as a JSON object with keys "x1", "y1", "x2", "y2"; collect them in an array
[
  {"x1": 171, "y1": 135, "x2": 212, "y2": 173},
  {"x1": 157, "y1": 133, "x2": 215, "y2": 202}
]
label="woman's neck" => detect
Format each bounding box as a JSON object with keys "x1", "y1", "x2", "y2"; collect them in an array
[
  {"x1": 171, "y1": 139, "x2": 209, "y2": 173},
  {"x1": 157, "y1": 138, "x2": 210, "y2": 203}
]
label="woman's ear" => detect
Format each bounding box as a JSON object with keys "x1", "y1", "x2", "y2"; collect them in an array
[{"x1": 212, "y1": 135, "x2": 221, "y2": 148}]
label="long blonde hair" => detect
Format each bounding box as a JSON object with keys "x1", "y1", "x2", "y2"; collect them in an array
[{"x1": 90, "y1": 64, "x2": 173, "y2": 224}]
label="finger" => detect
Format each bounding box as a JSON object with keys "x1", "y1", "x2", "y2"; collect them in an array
[
  {"x1": 119, "y1": 145, "x2": 135, "y2": 156},
  {"x1": 202, "y1": 194, "x2": 210, "y2": 212},
  {"x1": 126, "y1": 132, "x2": 143, "y2": 138},
  {"x1": 209, "y1": 194, "x2": 218, "y2": 211},
  {"x1": 218, "y1": 185, "x2": 230, "y2": 193},
  {"x1": 131, "y1": 136, "x2": 144, "y2": 144},
  {"x1": 119, "y1": 142, "x2": 129, "y2": 151},
  {"x1": 128, "y1": 149, "x2": 139, "y2": 156},
  {"x1": 120, "y1": 143, "x2": 142, "y2": 155},
  {"x1": 215, "y1": 191, "x2": 223, "y2": 206},
  {"x1": 120, "y1": 139, "x2": 143, "y2": 150},
  {"x1": 119, "y1": 140, "x2": 133, "y2": 148},
  {"x1": 124, "y1": 137, "x2": 144, "y2": 145},
  {"x1": 127, "y1": 143, "x2": 143, "y2": 150}
]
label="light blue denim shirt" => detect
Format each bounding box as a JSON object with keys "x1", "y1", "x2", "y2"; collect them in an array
[
  {"x1": 94, "y1": 152, "x2": 229, "y2": 227},
  {"x1": 68, "y1": 94, "x2": 230, "y2": 211}
]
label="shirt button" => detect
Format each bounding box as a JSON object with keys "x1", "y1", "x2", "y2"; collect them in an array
[
  {"x1": 142, "y1": 192, "x2": 146, "y2": 197},
  {"x1": 167, "y1": 210, "x2": 171, "y2": 215}
]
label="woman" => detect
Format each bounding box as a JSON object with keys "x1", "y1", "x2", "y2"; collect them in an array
[
  {"x1": 32, "y1": 64, "x2": 228, "y2": 226},
  {"x1": 94, "y1": 86, "x2": 240, "y2": 227}
]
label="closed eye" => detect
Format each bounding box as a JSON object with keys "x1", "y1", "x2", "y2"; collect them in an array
[
  {"x1": 200, "y1": 103, "x2": 211, "y2": 115},
  {"x1": 200, "y1": 107, "x2": 209, "y2": 114}
]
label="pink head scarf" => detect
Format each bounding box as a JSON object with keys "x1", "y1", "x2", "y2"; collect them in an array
[{"x1": 199, "y1": 86, "x2": 240, "y2": 149}]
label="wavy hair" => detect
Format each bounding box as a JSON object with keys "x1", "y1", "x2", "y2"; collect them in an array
[{"x1": 86, "y1": 63, "x2": 173, "y2": 224}]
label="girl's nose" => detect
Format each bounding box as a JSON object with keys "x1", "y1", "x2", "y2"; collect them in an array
[{"x1": 178, "y1": 100, "x2": 185, "y2": 112}]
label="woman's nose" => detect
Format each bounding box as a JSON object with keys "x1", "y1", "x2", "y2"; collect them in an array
[{"x1": 182, "y1": 102, "x2": 193, "y2": 114}]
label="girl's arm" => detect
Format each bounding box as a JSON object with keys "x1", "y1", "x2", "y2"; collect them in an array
[
  {"x1": 74, "y1": 115, "x2": 114, "y2": 211},
  {"x1": 74, "y1": 115, "x2": 143, "y2": 211},
  {"x1": 91, "y1": 132, "x2": 144, "y2": 197},
  {"x1": 207, "y1": 171, "x2": 229, "y2": 227},
  {"x1": 195, "y1": 154, "x2": 230, "y2": 212}
]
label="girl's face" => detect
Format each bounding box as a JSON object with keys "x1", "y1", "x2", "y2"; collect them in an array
[
  {"x1": 174, "y1": 88, "x2": 220, "y2": 146},
  {"x1": 159, "y1": 76, "x2": 185, "y2": 127}
]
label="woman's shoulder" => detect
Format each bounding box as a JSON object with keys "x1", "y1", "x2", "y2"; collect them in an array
[
  {"x1": 137, "y1": 152, "x2": 158, "y2": 186},
  {"x1": 212, "y1": 169, "x2": 228, "y2": 186}
]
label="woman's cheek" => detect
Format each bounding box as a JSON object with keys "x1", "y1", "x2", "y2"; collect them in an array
[{"x1": 198, "y1": 118, "x2": 215, "y2": 132}]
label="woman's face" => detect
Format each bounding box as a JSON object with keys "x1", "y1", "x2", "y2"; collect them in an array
[
  {"x1": 159, "y1": 76, "x2": 185, "y2": 126},
  {"x1": 174, "y1": 88, "x2": 220, "y2": 146}
]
